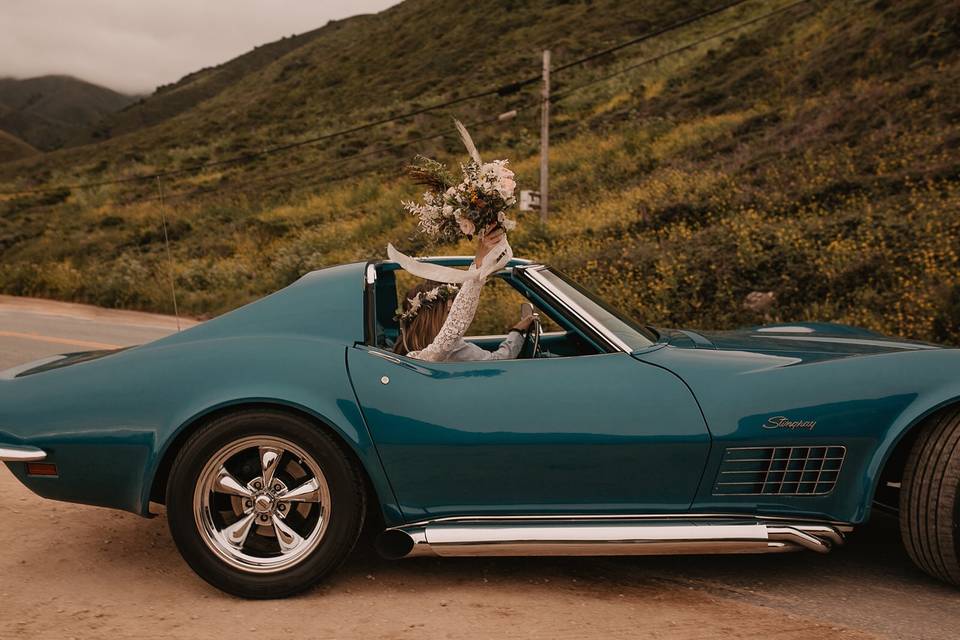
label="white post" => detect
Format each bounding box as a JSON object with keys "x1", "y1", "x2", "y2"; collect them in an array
[{"x1": 539, "y1": 49, "x2": 550, "y2": 223}]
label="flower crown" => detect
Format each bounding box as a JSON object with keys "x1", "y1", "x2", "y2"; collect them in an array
[{"x1": 395, "y1": 283, "x2": 460, "y2": 322}]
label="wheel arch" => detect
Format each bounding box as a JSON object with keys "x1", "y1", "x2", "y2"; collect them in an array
[
  {"x1": 145, "y1": 399, "x2": 393, "y2": 528},
  {"x1": 870, "y1": 395, "x2": 960, "y2": 514}
]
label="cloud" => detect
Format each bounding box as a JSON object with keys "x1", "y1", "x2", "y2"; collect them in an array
[{"x1": 0, "y1": 0, "x2": 399, "y2": 94}]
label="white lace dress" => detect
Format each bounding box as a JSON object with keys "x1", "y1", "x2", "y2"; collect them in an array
[{"x1": 406, "y1": 265, "x2": 524, "y2": 362}]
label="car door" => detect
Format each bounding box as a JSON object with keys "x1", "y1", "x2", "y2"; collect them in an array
[{"x1": 347, "y1": 346, "x2": 710, "y2": 520}]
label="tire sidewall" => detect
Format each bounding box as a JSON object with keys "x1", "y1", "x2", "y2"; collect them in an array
[{"x1": 166, "y1": 410, "x2": 364, "y2": 598}]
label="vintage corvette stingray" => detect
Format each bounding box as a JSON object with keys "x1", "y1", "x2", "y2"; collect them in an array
[{"x1": 2, "y1": 256, "x2": 960, "y2": 598}]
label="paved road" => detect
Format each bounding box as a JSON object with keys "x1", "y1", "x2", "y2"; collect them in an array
[
  {"x1": 0, "y1": 296, "x2": 958, "y2": 639},
  {"x1": 0, "y1": 295, "x2": 193, "y2": 369}
]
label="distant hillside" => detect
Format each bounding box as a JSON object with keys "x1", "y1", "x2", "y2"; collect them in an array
[
  {"x1": 73, "y1": 30, "x2": 330, "y2": 145},
  {"x1": 1, "y1": 0, "x2": 958, "y2": 345},
  {"x1": 0, "y1": 75, "x2": 136, "y2": 151},
  {"x1": 0, "y1": 0, "x2": 711, "y2": 181},
  {"x1": 0, "y1": 130, "x2": 38, "y2": 163}
]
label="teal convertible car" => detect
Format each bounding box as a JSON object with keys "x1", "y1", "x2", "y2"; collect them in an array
[{"x1": 2, "y1": 256, "x2": 960, "y2": 598}]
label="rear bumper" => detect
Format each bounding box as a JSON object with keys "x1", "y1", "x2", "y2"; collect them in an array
[{"x1": 0, "y1": 445, "x2": 46, "y2": 462}]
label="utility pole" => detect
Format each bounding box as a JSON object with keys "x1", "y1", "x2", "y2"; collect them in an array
[{"x1": 539, "y1": 49, "x2": 550, "y2": 223}]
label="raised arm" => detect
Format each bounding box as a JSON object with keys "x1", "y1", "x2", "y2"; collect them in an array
[
  {"x1": 412, "y1": 272, "x2": 486, "y2": 362},
  {"x1": 409, "y1": 228, "x2": 512, "y2": 362}
]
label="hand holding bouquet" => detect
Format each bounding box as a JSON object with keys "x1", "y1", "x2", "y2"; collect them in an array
[{"x1": 401, "y1": 120, "x2": 518, "y2": 243}]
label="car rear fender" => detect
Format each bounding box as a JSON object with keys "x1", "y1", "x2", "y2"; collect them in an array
[
  {"x1": 0, "y1": 335, "x2": 402, "y2": 526},
  {"x1": 137, "y1": 338, "x2": 402, "y2": 525}
]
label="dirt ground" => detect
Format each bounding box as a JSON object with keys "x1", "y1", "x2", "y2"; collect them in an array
[{"x1": 0, "y1": 469, "x2": 876, "y2": 640}]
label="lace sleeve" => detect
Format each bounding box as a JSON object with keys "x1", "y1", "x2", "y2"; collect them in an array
[{"x1": 410, "y1": 274, "x2": 485, "y2": 362}]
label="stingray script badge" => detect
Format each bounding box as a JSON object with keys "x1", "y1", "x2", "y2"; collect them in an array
[{"x1": 763, "y1": 416, "x2": 817, "y2": 431}]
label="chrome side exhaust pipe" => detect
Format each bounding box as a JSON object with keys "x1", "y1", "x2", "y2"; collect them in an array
[{"x1": 376, "y1": 517, "x2": 846, "y2": 560}]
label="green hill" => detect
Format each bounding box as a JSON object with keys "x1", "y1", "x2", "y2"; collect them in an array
[
  {"x1": 0, "y1": 130, "x2": 38, "y2": 163},
  {"x1": 0, "y1": 0, "x2": 958, "y2": 344},
  {"x1": 72, "y1": 30, "x2": 330, "y2": 145},
  {"x1": 0, "y1": 75, "x2": 136, "y2": 151}
]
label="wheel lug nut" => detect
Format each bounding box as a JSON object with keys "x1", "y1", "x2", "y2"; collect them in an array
[
  {"x1": 253, "y1": 481, "x2": 262, "y2": 490},
  {"x1": 278, "y1": 504, "x2": 286, "y2": 512},
  {"x1": 274, "y1": 484, "x2": 282, "y2": 492},
  {"x1": 245, "y1": 500, "x2": 253, "y2": 508}
]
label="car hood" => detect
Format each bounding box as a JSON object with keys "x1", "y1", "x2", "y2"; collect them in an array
[{"x1": 663, "y1": 322, "x2": 941, "y2": 359}]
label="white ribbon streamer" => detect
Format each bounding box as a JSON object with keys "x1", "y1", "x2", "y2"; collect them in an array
[{"x1": 386, "y1": 236, "x2": 513, "y2": 284}]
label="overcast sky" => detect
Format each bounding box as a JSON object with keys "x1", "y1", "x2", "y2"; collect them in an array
[{"x1": 1, "y1": 0, "x2": 400, "y2": 95}]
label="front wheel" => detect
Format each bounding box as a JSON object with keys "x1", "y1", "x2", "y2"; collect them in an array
[
  {"x1": 900, "y1": 405, "x2": 960, "y2": 586},
  {"x1": 166, "y1": 409, "x2": 365, "y2": 598}
]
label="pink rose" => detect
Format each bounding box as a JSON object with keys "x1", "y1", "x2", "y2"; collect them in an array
[{"x1": 459, "y1": 218, "x2": 476, "y2": 236}]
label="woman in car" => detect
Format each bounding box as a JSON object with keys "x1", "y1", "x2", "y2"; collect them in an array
[{"x1": 393, "y1": 226, "x2": 534, "y2": 361}]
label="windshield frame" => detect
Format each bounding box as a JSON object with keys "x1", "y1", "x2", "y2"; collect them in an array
[{"x1": 516, "y1": 265, "x2": 656, "y2": 353}]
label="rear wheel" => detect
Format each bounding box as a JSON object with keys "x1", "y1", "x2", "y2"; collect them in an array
[
  {"x1": 900, "y1": 405, "x2": 960, "y2": 585},
  {"x1": 166, "y1": 409, "x2": 365, "y2": 598}
]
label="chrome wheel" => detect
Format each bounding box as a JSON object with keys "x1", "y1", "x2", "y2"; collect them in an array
[{"x1": 193, "y1": 435, "x2": 332, "y2": 574}]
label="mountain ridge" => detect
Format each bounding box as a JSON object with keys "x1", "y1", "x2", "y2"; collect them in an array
[
  {"x1": 0, "y1": 129, "x2": 38, "y2": 163},
  {"x1": 0, "y1": 74, "x2": 136, "y2": 152}
]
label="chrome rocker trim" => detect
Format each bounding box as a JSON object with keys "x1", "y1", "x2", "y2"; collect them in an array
[
  {"x1": 376, "y1": 515, "x2": 849, "y2": 560},
  {"x1": 0, "y1": 445, "x2": 47, "y2": 462}
]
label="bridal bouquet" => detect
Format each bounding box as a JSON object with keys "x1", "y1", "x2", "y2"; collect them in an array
[{"x1": 401, "y1": 120, "x2": 517, "y2": 243}]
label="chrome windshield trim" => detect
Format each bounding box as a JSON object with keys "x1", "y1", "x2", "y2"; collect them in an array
[
  {"x1": 0, "y1": 445, "x2": 47, "y2": 462},
  {"x1": 518, "y1": 265, "x2": 633, "y2": 354}
]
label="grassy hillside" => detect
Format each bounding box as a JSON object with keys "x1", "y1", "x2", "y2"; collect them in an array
[
  {"x1": 72, "y1": 30, "x2": 331, "y2": 146},
  {"x1": 0, "y1": 75, "x2": 136, "y2": 151},
  {"x1": 0, "y1": 130, "x2": 38, "y2": 163},
  {"x1": 0, "y1": 0, "x2": 958, "y2": 344}
]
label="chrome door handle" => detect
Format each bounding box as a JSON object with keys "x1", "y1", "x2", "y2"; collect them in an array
[{"x1": 368, "y1": 350, "x2": 402, "y2": 365}]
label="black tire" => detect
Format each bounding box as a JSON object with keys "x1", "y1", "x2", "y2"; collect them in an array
[
  {"x1": 166, "y1": 409, "x2": 365, "y2": 598},
  {"x1": 900, "y1": 405, "x2": 960, "y2": 585}
]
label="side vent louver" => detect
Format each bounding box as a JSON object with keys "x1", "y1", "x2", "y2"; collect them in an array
[{"x1": 714, "y1": 446, "x2": 845, "y2": 496}]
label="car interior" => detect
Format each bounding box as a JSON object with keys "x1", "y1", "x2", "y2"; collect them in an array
[{"x1": 368, "y1": 265, "x2": 602, "y2": 359}]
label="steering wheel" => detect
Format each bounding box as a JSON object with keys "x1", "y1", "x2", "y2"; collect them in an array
[{"x1": 520, "y1": 313, "x2": 542, "y2": 359}]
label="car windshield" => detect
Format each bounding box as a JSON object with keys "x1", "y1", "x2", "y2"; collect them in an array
[{"x1": 532, "y1": 268, "x2": 657, "y2": 351}]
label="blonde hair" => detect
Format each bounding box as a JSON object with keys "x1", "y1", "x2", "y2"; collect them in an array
[{"x1": 395, "y1": 281, "x2": 452, "y2": 356}]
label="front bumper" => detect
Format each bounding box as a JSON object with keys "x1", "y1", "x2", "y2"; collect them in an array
[{"x1": 0, "y1": 445, "x2": 46, "y2": 462}]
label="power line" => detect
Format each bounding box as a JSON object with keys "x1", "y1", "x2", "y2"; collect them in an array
[
  {"x1": 0, "y1": 0, "x2": 754, "y2": 197},
  {"x1": 278, "y1": 0, "x2": 803, "y2": 204},
  {"x1": 0, "y1": 106, "x2": 536, "y2": 219},
  {"x1": 1, "y1": 85, "x2": 505, "y2": 196},
  {"x1": 551, "y1": 0, "x2": 811, "y2": 103},
  {"x1": 155, "y1": 177, "x2": 182, "y2": 331},
  {"x1": 120, "y1": 104, "x2": 540, "y2": 207},
  {"x1": 551, "y1": 0, "x2": 751, "y2": 73}
]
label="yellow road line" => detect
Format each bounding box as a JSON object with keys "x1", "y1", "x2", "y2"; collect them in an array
[{"x1": 0, "y1": 331, "x2": 120, "y2": 350}]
